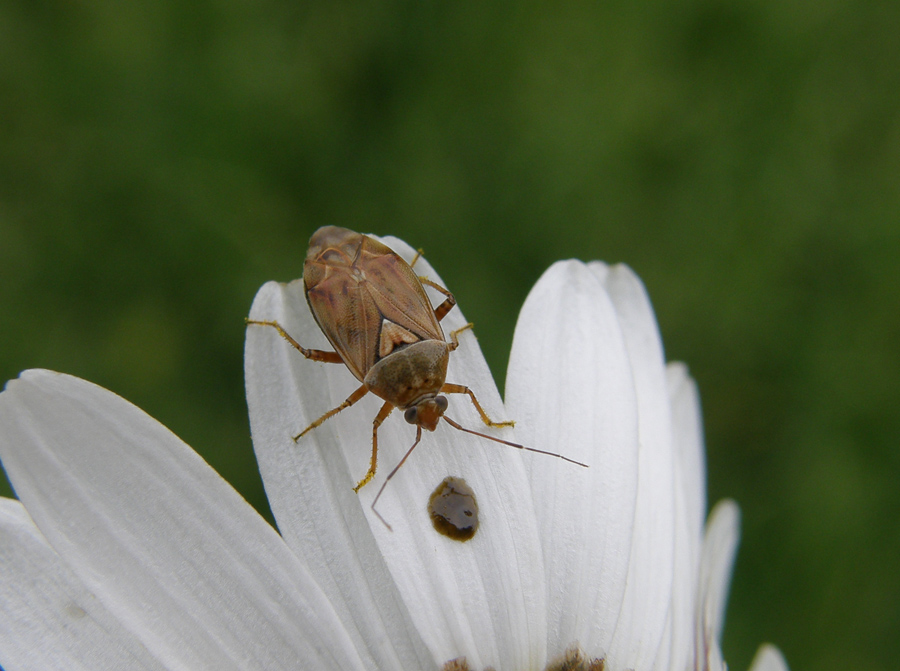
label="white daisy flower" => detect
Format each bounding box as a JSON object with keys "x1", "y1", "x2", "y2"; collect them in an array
[{"x1": 0, "y1": 235, "x2": 787, "y2": 671}]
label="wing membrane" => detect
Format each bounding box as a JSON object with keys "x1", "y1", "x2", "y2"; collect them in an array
[{"x1": 304, "y1": 231, "x2": 443, "y2": 381}]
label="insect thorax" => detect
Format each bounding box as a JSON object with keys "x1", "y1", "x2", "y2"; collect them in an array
[{"x1": 363, "y1": 340, "x2": 450, "y2": 408}]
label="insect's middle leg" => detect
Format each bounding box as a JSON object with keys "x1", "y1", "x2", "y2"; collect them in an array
[
  {"x1": 353, "y1": 401, "x2": 394, "y2": 492},
  {"x1": 440, "y1": 383, "x2": 515, "y2": 428},
  {"x1": 246, "y1": 319, "x2": 344, "y2": 364}
]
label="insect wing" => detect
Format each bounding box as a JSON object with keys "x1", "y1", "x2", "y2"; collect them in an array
[
  {"x1": 305, "y1": 264, "x2": 380, "y2": 381},
  {"x1": 357, "y1": 237, "x2": 443, "y2": 341},
  {"x1": 304, "y1": 228, "x2": 443, "y2": 381}
]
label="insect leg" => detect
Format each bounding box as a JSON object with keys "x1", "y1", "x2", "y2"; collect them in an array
[
  {"x1": 418, "y1": 277, "x2": 457, "y2": 322},
  {"x1": 294, "y1": 383, "x2": 369, "y2": 442},
  {"x1": 245, "y1": 319, "x2": 343, "y2": 364},
  {"x1": 440, "y1": 382, "x2": 515, "y2": 428},
  {"x1": 447, "y1": 323, "x2": 475, "y2": 351},
  {"x1": 353, "y1": 401, "x2": 394, "y2": 492},
  {"x1": 371, "y1": 425, "x2": 424, "y2": 531}
]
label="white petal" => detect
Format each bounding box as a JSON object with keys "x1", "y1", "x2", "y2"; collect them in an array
[
  {"x1": 505, "y1": 260, "x2": 640, "y2": 661},
  {"x1": 245, "y1": 236, "x2": 547, "y2": 671},
  {"x1": 376, "y1": 237, "x2": 548, "y2": 670},
  {"x1": 696, "y1": 499, "x2": 741, "y2": 671},
  {"x1": 748, "y1": 644, "x2": 789, "y2": 671},
  {"x1": 245, "y1": 280, "x2": 430, "y2": 671},
  {"x1": 593, "y1": 263, "x2": 676, "y2": 671},
  {"x1": 0, "y1": 498, "x2": 167, "y2": 671},
  {"x1": 0, "y1": 370, "x2": 367, "y2": 671},
  {"x1": 660, "y1": 363, "x2": 708, "y2": 671},
  {"x1": 667, "y1": 362, "x2": 707, "y2": 547}
]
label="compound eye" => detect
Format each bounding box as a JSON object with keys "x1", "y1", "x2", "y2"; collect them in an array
[
  {"x1": 404, "y1": 406, "x2": 418, "y2": 424},
  {"x1": 435, "y1": 395, "x2": 449, "y2": 413}
]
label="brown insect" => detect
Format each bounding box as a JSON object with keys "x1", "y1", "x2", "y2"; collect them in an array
[{"x1": 248, "y1": 226, "x2": 586, "y2": 528}]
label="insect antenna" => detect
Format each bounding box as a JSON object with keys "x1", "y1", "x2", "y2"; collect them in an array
[
  {"x1": 369, "y1": 415, "x2": 588, "y2": 531},
  {"x1": 371, "y1": 426, "x2": 424, "y2": 531},
  {"x1": 442, "y1": 415, "x2": 590, "y2": 468}
]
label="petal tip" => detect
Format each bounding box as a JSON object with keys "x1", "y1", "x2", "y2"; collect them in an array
[
  {"x1": 749, "y1": 644, "x2": 790, "y2": 671},
  {"x1": 709, "y1": 498, "x2": 741, "y2": 529}
]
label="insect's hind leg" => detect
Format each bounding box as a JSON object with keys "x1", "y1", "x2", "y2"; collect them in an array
[
  {"x1": 245, "y1": 319, "x2": 343, "y2": 364},
  {"x1": 418, "y1": 276, "x2": 457, "y2": 323},
  {"x1": 446, "y1": 323, "x2": 476, "y2": 352},
  {"x1": 407, "y1": 249, "x2": 458, "y2": 322},
  {"x1": 440, "y1": 383, "x2": 515, "y2": 428}
]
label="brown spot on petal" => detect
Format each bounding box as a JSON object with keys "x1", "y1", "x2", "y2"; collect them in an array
[
  {"x1": 441, "y1": 659, "x2": 496, "y2": 671},
  {"x1": 428, "y1": 476, "x2": 478, "y2": 541},
  {"x1": 545, "y1": 646, "x2": 606, "y2": 671}
]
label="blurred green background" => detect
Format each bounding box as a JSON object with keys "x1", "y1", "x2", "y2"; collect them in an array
[{"x1": 2, "y1": 1, "x2": 898, "y2": 669}]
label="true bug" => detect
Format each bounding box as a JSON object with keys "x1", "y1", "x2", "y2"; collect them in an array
[{"x1": 248, "y1": 226, "x2": 586, "y2": 527}]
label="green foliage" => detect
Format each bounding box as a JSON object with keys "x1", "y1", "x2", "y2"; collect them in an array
[{"x1": 3, "y1": 1, "x2": 899, "y2": 668}]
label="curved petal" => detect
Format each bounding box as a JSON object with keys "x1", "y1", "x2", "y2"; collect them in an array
[
  {"x1": 505, "y1": 260, "x2": 640, "y2": 661},
  {"x1": 246, "y1": 279, "x2": 431, "y2": 671},
  {"x1": 0, "y1": 370, "x2": 367, "y2": 671},
  {"x1": 0, "y1": 498, "x2": 167, "y2": 671},
  {"x1": 245, "y1": 236, "x2": 547, "y2": 671},
  {"x1": 593, "y1": 263, "x2": 676, "y2": 671},
  {"x1": 748, "y1": 644, "x2": 789, "y2": 671},
  {"x1": 660, "y1": 363, "x2": 708, "y2": 671},
  {"x1": 666, "y1": 363, "x2": 707, "y2": 553},
  {"x1": 696, "y1": 499, "x2": 741, "y2": 671},
  {"x1": 375, "y1": 237, "x2": 548, "y2": 671}
]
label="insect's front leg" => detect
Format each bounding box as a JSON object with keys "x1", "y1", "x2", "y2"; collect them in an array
[
  {"x1": 440, "y1": 383, "x2": 515, "y2": 428},
  {"x1": 245, "y1": 319, "x2": 343, "y2": 364},
  {"x1": 295, "y1": 383, "x2": 370, "y2": 442},
  {"x1": 353, "y1": 401, "x2": 394, "y2": 492}
]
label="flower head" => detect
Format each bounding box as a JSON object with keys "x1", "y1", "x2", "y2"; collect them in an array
[{"x1": 0, "y1": 234, "x2": 787, "y2": 671}]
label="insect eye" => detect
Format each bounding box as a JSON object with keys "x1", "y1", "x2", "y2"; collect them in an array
[
  {"x1": 435, "y1": 395, "x2": 449, "y2": 413},
  {"x1": 404, "y1": 407, "x2": 418, "y2": 424}
]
